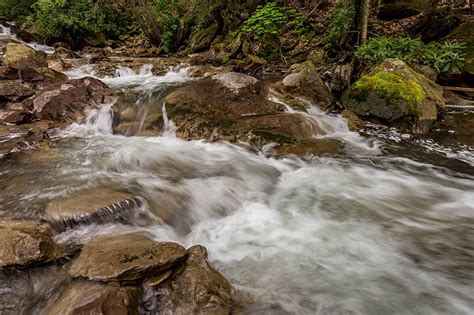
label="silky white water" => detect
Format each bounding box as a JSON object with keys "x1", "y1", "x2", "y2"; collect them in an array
[{"x1": 1, "y1": 68, "x2": 473, "y2": 314}]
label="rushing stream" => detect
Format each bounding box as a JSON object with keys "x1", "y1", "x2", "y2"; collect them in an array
[{"x1": 0, "y1": 64, "x2": 473, "y2": 314}]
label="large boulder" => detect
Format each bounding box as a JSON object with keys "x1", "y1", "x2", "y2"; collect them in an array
[
  {"x1": 377, "y1": 0, "x2": 430, "y2": 20},
  {"x1": 280, "y1": 61, "x2": 333, "y2": 110},
  {"x1": 46, "y1": 282, "x2": 142, "y2": 315},
  {"x1": 343, "y1": 59, "x2": 445, "y2": 133},
  {"x1": 155, "y1": 245, "x2": 232, "y2": 314},
  {"x1": 0, "y1": 219, "x2": 63, "y2": 268},
  {"x1": 32, "y1": 77, "x2": 111, "y2": 121},
  {"x1": 69, "y1": 233, "x2": 187, "y2": 283},
  {"x1": 3, "y1": 43, "x2": 48, "y2": 70},
  {"x1": 190, "y1": 23, "x2": 219, "y2": 52}
]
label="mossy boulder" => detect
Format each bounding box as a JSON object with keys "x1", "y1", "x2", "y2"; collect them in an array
[
  {"x1": 190, "y1": 23, "x2": 219, "y2": 52},
  {"x1": 343, "y1": 59, "x2": 445, "y2": 133},
  {"x1": 448, "y1": 22, "x2": 474, "y2": 74},
  {"x1": 377, "y1": 0, "x2": 430, "y2": 20},
  {"x1": 3, "y1": 43, "x2": 48, "y2": 70}
]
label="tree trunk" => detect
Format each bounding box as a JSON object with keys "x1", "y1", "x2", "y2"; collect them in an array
[{"x1": 360, "y1": 0, "x2": 370, "y2": 46}]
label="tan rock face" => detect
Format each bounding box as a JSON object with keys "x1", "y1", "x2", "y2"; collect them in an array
[
  {"x1": 157, "y1": 245, "x2": 232, "y2": 315},
  {"x1": 46, "y1": 282, "x2": 142, "y2": 315},
  {"x1": 3, "y1": 43, "x2": 48, "y2": 70},
  {"x1": 0, "y1": 219, "x2": 63, "y2": 268},
  {"x1": 281, "y1": 61, "x2": 333, "y2": 110},
  {"x1": 69, "y1": 233, "x2": 187, "y2": 283},
  {"x1": 45, "y1": 188, "x2": 137, "y2": 223}
]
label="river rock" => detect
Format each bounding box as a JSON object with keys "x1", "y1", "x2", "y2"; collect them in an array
[
  {"x1": 377, "y1": 0, "x2": 430, "y2": 20},
  {"x1": 156, "y1": 245, "x2": 232, "y2": 315},
  {"x1": 0, "y1": 219, "x2": 63, "y2": 268},
  {"x1": 69, "y1": 233, "x2": 187, "y2": 283},
  {"x1": 342, "y1": 58, "x2": 445, "y2": 134},
  {"x1": 0, "y1": 65, "x2": 18, "y2": 80},
  {"x1": 46, "y1": 282, "x2": 142, "y2": 315},
  {"x1": 32, "y1": 77, "x2": 111, "y2": 121},
  {"x1": 281, "y1": 61, "x2": 333, "y2": 110},
  {"x1": 3, "y1": 43, "x2": 48, "y2": 70},
  {"x1": 44, "y1": 188, "x2": 141, "y2": 228},
  {"x1": 0, "y1": 80, "x2": 34, "y2": 101}
]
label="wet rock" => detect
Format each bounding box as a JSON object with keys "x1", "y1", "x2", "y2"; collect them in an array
[
  {"x1": 0, "y1": 65, "x2": 18, "y2": 80},
  {"x1": 0, "y1": 80, "x2": 34, "y2": 101},
  {"x1": 0, "y1": 219, "x2": 63, "y2": 268},
  {"x1": 236, "y1": 113, "x2": 325, "y2": 143},
  {"x1": 377, "y1": 0, "x2": 430, "y2": 20},
  {"x1": 156, "y1": 245, "x2": 232, "y2": 315},
  {"x1": 69, "y1": 233, "x2": 187, "y2": 283},
  {"x1": 341, "y1": 110, "x2": 366, "y2": 132},
  {"x1": 46, "y1": 282, "x2": 142, "y2": 315},
  {"x1": 3, "y1": 43, "x2": 48, "y2": 70},
  {"x1": 343, "y1": 58, "x2": 445, "y2": 134},
  {"x1": 165, "y1": 72, "x2": 282, "y2": 128},
  {"x1": 44, "y1": 188, "x2": 141, "y2": 229},
  {"x1": 32, "y1": 77, "x2": 111, "y2": 121},
  {"x1": 275, "y1": 138, "x2": 344, "y2": 156},
  {"x1": 0, "y1": 110, "x2": 32, "y2": 124},
  {"x1": 280, "y1": 61, "x2": 333, "y2": 110},
  {"x1": 54, "y1": 47, "x2": 78, "y2": 59}
]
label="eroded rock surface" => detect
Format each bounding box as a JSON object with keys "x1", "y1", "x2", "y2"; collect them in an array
[
  {"x1": 69, "y1": 233, "x2": 187, "y2": 283},
  {"x1": 0, "y1": 219, "x2": 63, "y2": 268},
  {"x1": 155, "y1": 245, "x2": 232, "y2": 315},
  {"x1": 46, "y1": 282, "x2": 142, "y2": 315}
]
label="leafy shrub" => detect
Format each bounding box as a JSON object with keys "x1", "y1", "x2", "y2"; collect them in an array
[
  {"x1": 31, "y1": 0, "x2": 127, "y2": 39},
  {"x1": 241, "y1": 2, "x2": 308, "y2": 40},
  {"x1": 0, "y1": 0, "x2": 36, "y2": 20},
  {"x1": 325, "y1": 0, "x2": 356, "y2": 49},
  {"x1": 356, "y1": 37, "x2": 466, "y2": 73}
]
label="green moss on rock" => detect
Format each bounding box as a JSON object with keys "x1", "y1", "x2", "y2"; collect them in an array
[
  {"x1": 353, "y1": 71, "x2": 425, "y2": 115},
  {"x1": 343, "y1": 58, "x2": 445, "y2": 133}
]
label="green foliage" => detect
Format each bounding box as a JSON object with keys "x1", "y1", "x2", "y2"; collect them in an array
[
  {"x1": 0, "y1": 0, "x2": 36, "y2": 20},
  {"x1": 354, "y1": 71, "x2": 425, "y2": 112},
  {"x1": 241, "y1": 2, "x2": 308, "y2": 40},
  {"x1": 152, "y1": 0, "x2": 187, "y2": 52},
  {"x1": 356, "y1": 37, "x2": 467, "y2": 73},
  {"x1": 325, "y1": 0, "x2": 356, "y2": 49},
  {"x1": 31, "y1": 0, "x2": 127, "y2": 39}
]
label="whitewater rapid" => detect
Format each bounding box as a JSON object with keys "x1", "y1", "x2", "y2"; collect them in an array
[{"x1": 1, "y1": 65, "x2": 472, "y2": 314}]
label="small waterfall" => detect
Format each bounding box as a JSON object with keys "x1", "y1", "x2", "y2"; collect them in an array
[
  {"x1": 162, "y1": 103, "x2": 176, "y2": 137},
  {"x1": 0, "y1": 25, "x2": 11, "y2": 36},
  {"x1": 63, "y1": 105, "x2": 113, "y2": 136}
]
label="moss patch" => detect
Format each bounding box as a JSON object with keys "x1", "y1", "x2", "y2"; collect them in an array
[{"x1": 354, "y1": 71, "x2": 425, "y2": 113}]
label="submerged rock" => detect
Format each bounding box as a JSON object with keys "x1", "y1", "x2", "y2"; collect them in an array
[
  {"x1": 156, "y1": 245, "x2": 232, "y2": 315},
  {"x1": 343, "y1": 59, "x2": 445, "y2": 133},
  {"x1": 46, "y1": 282, "x2": 142, "y2": 315},
  {"x1": 0, "y1": 219, "x2": 63, "y2": 268},
  {"x1": 69, "y1": 233, "x2": 187, "y2": 283},
  {"x1": 3, "y1": 43, "x2": 48, "y2": 70}
]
